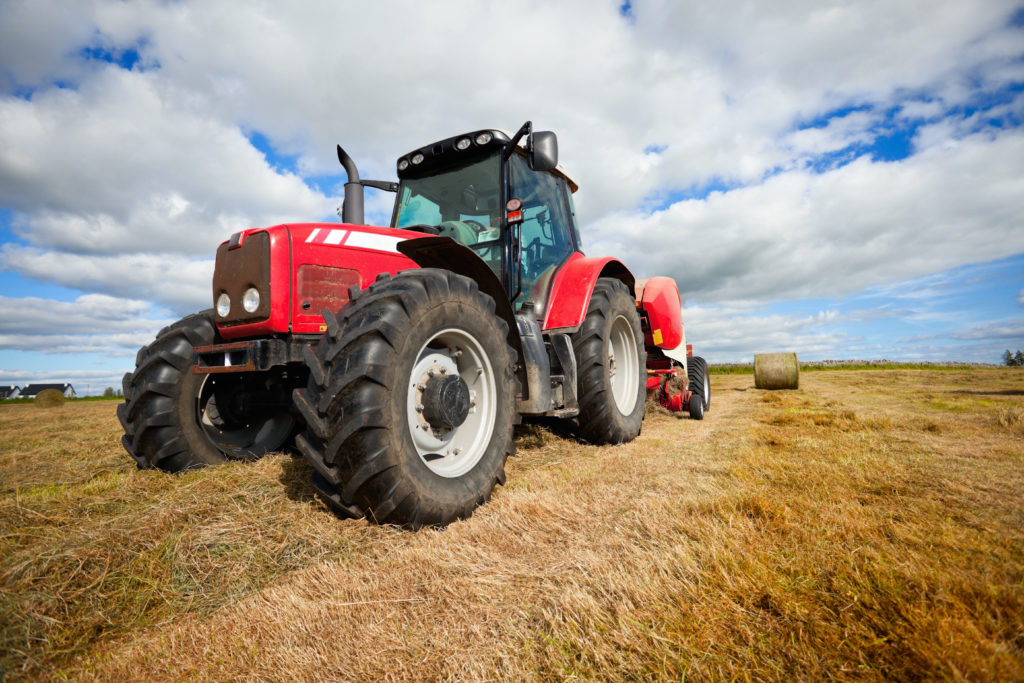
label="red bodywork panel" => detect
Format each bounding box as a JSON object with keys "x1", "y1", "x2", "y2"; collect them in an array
[
  {"x1": 541, "y1": 253, "x2": 634, "y2": 331},
  {"x1": 216, "y1": 223, "x2": 418, "y2": 339},
  {"x1": 635, "y1": 276, "x2": 684, "y2": 350}
]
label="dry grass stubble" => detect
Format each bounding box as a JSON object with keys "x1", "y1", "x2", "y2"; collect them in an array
[{"x1": 1, "y1": 369, "x2": 1022, "y2": 680}]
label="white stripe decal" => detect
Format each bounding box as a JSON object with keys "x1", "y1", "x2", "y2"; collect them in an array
[
  {"x1": 305, "y1": 228, "x2": 321, "y2": 243},
  {"x1": 344, "y1": 232, "x2": 407, "y2": 252},
  {"x1": 323, "y1": 229, "x2": 347, "y2": 245}
]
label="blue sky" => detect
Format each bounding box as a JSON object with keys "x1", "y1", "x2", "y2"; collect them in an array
[{"x1": 1, "y1": 0, "x2": 1023, "y2": 393}]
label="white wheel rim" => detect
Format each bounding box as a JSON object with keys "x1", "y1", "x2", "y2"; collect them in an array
[
  {"x1": 703, "y1": 368, "x2": 710, "y2": 404},
  {"x1": 608, "y1": 314, "x2": 640, "y2": 414},
  {"x1": 406, "y1": 328, "x2": 497, "y2": 478}
]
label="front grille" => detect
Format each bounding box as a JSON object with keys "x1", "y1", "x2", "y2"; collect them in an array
[
  {"x1": 212, "y1": 232, "x2": 271, "y2": 325},
  {"x1": 297, "y1": 264, "x2": 361, "y2": 315}
]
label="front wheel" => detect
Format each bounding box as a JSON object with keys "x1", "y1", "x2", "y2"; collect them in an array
[
  {"x1": 117, "y1": 310, "x2": 300, "y2": 472},
  {"x1": 293, "y1": 269, "x2": 517, "y2": 529},
  {"x1": 571, "y1": 278, "x2": 647, "y2": 444}
]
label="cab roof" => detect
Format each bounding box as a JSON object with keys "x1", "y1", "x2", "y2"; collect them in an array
[{"x1": 396, "y1": 128, "x2": 579, "y2": 193}]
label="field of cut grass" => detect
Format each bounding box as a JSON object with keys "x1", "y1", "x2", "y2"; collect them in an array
[{"x1": 2, "y1": 368, "x2": 1023, "y2": 680}]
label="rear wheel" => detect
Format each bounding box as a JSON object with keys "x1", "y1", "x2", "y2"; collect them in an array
[
  {"x1": 571, "y1": 278, "x2": 646, "y2": 444},
  {"x1": 687, "y1": 355, "x2": 711, "y2": 411},
  {"x1": 293, "y1": 269, "x2": 517, "y2": 529},
  {"x1": 117, "y1": 310, "x2": 300, "y2": 472},
  {"x1": 688, "y1": 393, "x2": 705, "y2": 420}
]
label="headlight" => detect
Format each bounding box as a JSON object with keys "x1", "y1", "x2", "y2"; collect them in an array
[
  {"x1": 216, "y1": 293, "x2": 231, "y2": 317},
  {"x1": 455, "y1": 137, "x2": 471, "y2": 150},
  {"x1": 475, "y1": 132, "x2": 493, "y2": 145},
  {"x1": 411, "y1": 153, "x2": 424, "y2": 165},
  {"x1": 242, "y1": 287, "x2": 260, "y2": 313},
  {"x1": 397, "y1": 158, "x2": 409, "y2": 171}
]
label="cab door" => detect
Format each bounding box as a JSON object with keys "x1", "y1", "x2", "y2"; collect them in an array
[{"x1": 508, "y1": 154, "x2": 576, "y2": 314}]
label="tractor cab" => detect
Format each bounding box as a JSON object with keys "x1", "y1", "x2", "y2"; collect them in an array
[{"x1": 390, "y1": 123, "x2": 582, "y2": 313}]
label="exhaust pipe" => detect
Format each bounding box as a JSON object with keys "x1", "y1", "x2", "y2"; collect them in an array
[{"x1": 336, "y1": 145, "x2": 364, "y2": 225}]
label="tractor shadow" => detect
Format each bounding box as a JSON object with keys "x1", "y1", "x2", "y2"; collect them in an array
[
  {"x1": 957, "y1": 389, "x2": 1024, "y2": 396},
  {"x1": 516, "y1": 415, "x2": 580, "y2": 445},
  {"x1": 278, "y1": 453, "x2": 319, "y2": 503}
]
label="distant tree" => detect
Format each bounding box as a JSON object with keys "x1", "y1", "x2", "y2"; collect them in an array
[
  {"x1": 1004, "y1": 350, "x2": 1015, "y2": 366},
  {"x1": 103, "y1": 387, "x2": 115, "y2": 397},
  {"x1": 1016, "y1": 350, "x2": 1024, "y2": 367}
]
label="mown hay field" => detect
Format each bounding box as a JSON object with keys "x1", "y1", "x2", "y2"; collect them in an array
[{"x1": 2, "y1": 368, "x2": 1023, "y2": 681}]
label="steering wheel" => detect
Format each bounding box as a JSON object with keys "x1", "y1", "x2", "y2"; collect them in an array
[{"x1": 462, "y1": 219, "x2": 486, "y2": 234}]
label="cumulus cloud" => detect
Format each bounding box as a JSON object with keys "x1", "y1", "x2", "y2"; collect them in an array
[
  {"x1": 593, "y1": 126, "x2": 1024, "y2": 304},
  {"x1": 9, "y1": 0, "x2": 1020, "y2": 216},
  {"x1": 0, "y1": 293, "x2": 172, "y2": 391},
  {"x1": 0, "y1": 332, "x2": 157, "y2": 356},
  {"x1": 681, "y1": 303, "x2": 854, "y2": 362},
  {"x1": 0, "y1": 0, "x2": 1022, "y2": 367},
  {"x1": 0, "y1": 67, "x2": 333, "y2": 256},
  {"x1": 0, "y1": 293, "x2": 154, "y2": 335},
  {"x1": 0, "y1": 246, "x2": 213, "y2": 313},
  {"x1": 951, "y1": 319, "x2": 1024, "y2": 341},
  {"x1": 0, "y1": 0, "x2": 96, "y2": 90}
]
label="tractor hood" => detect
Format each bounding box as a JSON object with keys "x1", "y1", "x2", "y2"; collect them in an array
[{"x1": 213, "y1": 222, "x2": 418, "y2": 339}]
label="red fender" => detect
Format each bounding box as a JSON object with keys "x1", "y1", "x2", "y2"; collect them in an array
[{"x1": 541, "y1": 252, "x2": 635, "y2": 331}]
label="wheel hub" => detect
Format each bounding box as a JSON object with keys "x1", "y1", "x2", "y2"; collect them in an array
[
  {"x1": 406, "y1": 330, "x2": 496, "y2": 478},
  {"x1": 422, "y1": 373, "x2": 471, "y2": 429}
]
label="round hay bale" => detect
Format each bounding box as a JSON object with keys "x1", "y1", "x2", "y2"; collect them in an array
[
  {"x1": 754, "y1": 353, "x2": 799, "y2": 390},
  {"x1": 34, "y1": 388, "x2": 66, "y2": 408}
]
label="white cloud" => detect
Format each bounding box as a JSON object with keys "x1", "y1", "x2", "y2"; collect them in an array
[
  {"x1": 0, "y1": 292, "x2": 173, "y2": 395},
  {"x1": 951, "y1": 319, "x2": 1024, "y2": 341},
  {"x1": 0, "y1": 292, "x2": 172, "y2": 365},
  {"x1": 0, "y1": 0, "x2": 1022, "y2": 369},
  {"x1": 0, "y1": 332, "x2": 156, "y2": 356},
  {"x1": 0, "y1": 0, "x2": 96, "y2": 90},
  {"x1": 0, "y1": 293, "x2": 155, "y2": 334},
  {"x1": 593, "y1": 126, "x2": 1024, "y2": 304},
  {"x1": 780, "y1": 110, "x2": 878, "y2": 162},
  {"x1": 25, "y1": 0, "x2": 1017, "y2": 218},
  {"x1": 681, "y1": 303, "x2": 854, "y2": 362},
  {"x1": 0, "y1": 67, "x2": 333, "y2": 257},
  {"x1": 0, "y1": 246, "x2": 214, "y2": 313}
]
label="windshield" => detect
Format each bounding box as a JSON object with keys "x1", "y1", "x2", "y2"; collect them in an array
[
  {"x1": 393, "y1": 152, "x2": 501, "y2": 239},
  {"x1": 393, "y1": 151, "x2": 503, "y2": 273}
]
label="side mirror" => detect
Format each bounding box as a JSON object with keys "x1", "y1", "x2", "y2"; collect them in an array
[{"x1": 528, "y1": 131, "x2": 558, "y2": 171}]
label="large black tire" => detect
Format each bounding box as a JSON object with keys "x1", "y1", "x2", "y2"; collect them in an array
[
  {"x1": 688, "y1": 393, "x2": 705, "y2": 420},
  {"x1": 118, "y1": 310, "x2": 298, "y2": 472},
  {"x1": 687, "y1": 355, "x2": 711, "y2": 411},
  {"x1": 571, "y1": 278, "x2": 646, "y2": 444},
  {"x1": 292, "y1": 269, "x2": 517, "y2": 529}
]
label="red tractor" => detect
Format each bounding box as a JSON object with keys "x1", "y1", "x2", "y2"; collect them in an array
[{"x1": 118, "y1": 122, "x2": 709, "y2": 528}]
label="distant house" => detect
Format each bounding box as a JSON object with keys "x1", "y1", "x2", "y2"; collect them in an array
[
  {"x1": 0, "y1": 385, "x2": 20, "y2": 399},
  {"x1": 18, "y1": 383, "x2": 76, "y2": 399}
]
